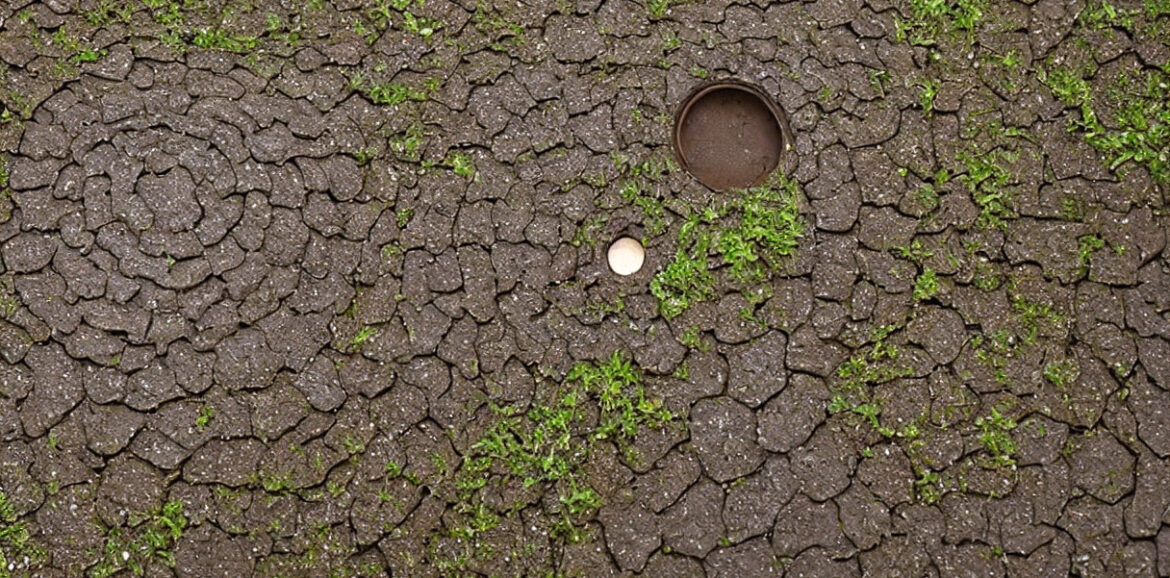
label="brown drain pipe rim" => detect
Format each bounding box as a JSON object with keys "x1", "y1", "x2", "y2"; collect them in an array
[{"x1": 672, "y1": 80, "x2": 796, "y2": 191}]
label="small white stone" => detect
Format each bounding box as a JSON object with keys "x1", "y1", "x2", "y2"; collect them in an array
[{"x1": 607, "y1": 237, "x2": 645, "y2": 276}]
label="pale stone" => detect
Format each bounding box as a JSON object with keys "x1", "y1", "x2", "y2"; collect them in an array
[{"x1": 608, "y1": 237, "x2": 645, "y2": 276}]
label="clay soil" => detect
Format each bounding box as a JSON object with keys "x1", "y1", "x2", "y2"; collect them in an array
[{"x1": 1, "y1": 0, "x2": 1169, "y2": 576}]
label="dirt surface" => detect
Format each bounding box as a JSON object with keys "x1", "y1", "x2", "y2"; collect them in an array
[{"x1": 1, "y1": 0, "x2": 1169, "y2": 576}]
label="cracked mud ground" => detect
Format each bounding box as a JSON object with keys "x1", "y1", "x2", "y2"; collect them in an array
[{"x1": 1, "y1": 0, "x2": 1170, "y2": 576}]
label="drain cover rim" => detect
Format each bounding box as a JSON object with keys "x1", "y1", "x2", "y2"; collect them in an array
[{"x1": 673, "y1": 80, "x2": 793, "y2": 191}]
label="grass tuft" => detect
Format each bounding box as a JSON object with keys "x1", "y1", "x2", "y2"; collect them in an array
[
  {"x1": 1, "y1": 491, "x2": 47, "y2": 577},
  {"x1": 192, "y1": 28, "x2": 259, "y2": 52},
  {"x1": 89, "y1": 500, "x2": 188, "y2": 578},
  {"x1": 975, "y1": 406, "x2": 1018, "y2": 467},
  {"x1": 895, "y1": 0, "x2": 987, "y2": 47},
  {"x1": 1042, "y1": 62, "x2": 1170, "y2": 183},
  {"x1": 651, "y1": 174, "x2": 804, "y2": 319},
  {"x1": 913, "y1": 268, "x2": 940, "y2": 301},
  {"x1": 430, "y1": 352, "x2": 675, "y2": 571}
]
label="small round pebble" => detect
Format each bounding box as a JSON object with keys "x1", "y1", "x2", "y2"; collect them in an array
[{"x1": 608, "y1": 237, "x2": 645, "y2": 276}]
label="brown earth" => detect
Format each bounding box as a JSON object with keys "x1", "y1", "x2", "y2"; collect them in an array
[{"x1": 1, "y1": 0, "x2": 1169, "y2": 576}]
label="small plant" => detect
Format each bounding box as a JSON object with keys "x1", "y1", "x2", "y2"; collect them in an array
[
  {"x1": 85, "y1": 0, "x2": 118, "y2": 25},
  {"x1": 915, "y1": 183, "x2": 941, "y2": 212},
  {"x1": 89, "y1": 500, "x2": 187, "y2": 577},
  {"x1": 913, "y1": 268, "x2": 939, "y2": 301},
  {"x1": 851, "y1": 401, "x2": 883, "y2": 430},
  {"x1": 958, "y1": 148, "x2": 1017, "y2": 230},
  {"x1": 343, "y1": 436, "x2": 365, "y2": 456},
  {"x1": 352, "y1": 147, "x2": 378, "y2": 165},
  {"x1": 917, "y1": 79, "x2": 940, "y2": 117},
  {"x1": 51, "y1": 26, "x2": 83, "y2": 56},
  {"x1": 472, "y1": 3, "x2": 526, "y2": 51},
  {"x1": 365, "y1": 82, "x2": 428, "y2": 106},
  {"x1": 651, "y1": 222, "x2": 715, "y2": 319},
  {"x1": 1042, "y1": 63, "x2": 1170, "y2": 183},
  {"x1": 1043, "y1": 66, "x2": 1095, "y2": 113},
  {"x1": 395, "y1": 208, "x2": 414, "y2": 228},
  {"x1": 194, "y1": 405, "x2": 214, "y2": 429},
  {"x1": 400, "y1": 11, "x2": 441, "y2": 38},
  {"x1": 428, "y1": 452, "x2": 448, "y2": 476},
  {"x1": 1147, "y1": 0, "x2": 1170, "y2": 18},
  {"x1": 678, "y1": 325, "x2": 705, "y2": 350},
  {"x1": 351, "y1": 16, "x2": 378, "y2": 44},
  {"x1": 1078, "y1": 0, "x2": 1135, "y2": 30},
  {"x1": 988, "y1": 49, "x2": 1022, "y2": 71},
  {"x1": 645, "y1": 0, "x2": 672, "y2": 20},
  {"x1": 444, "y1": 151, "x2": 477, "y2": 180},
  {"x1": 716, "y1": 181, "x2": 805, "y2": 281},
  {"x1": 385, "y1": 461, "x2": 402, "y2": 478},
  {"x1": 429, "y1": 351, "x2": 673, "y2": 571},
  {"x1": 1075, "y1": 234, "x2": 1105, "y2": 278},
  {"x1": 816, "y1": 85, "x2": 837, "y2": 105},
  {"x1": 895, "y1": 239, "x2": 935, "y2": 263},
  {"x1": 869, "y1": 68, "x2": 892, "y2": 96},
  {"x1": 261, "y1": 472, "x2": 297, "y2": 494},
  {"x1": 0, "y1": 282, "x2": 18, "y2": 318},
  {"x1": 830, "y1": 323, "x2": 914, "y2": 429},
  {"x1": 970, "y1": 330, "x2": 1014, "y2": 385},
  {"x1": 566, "y1": 352, "x2": 674, "y2": 441},
  {"x1": 915, "y1": 469, "x2": 942, "y2": 504},
  {"x1": 1059, "y1": 197, "x2": 1083, "y2": 221},
  {"x1": 192, "y1": 28, "x2": 259, "y2": 53},
  {"x1": 389, "y1": 124, "x2": 425, "y2": 162},
  {"x1": 343, "y1": 325, "x2": 379, "y2": 353},
  {"x1": 975, "y1": 406, "x2": 1018, "y2": 467},
  {"x1": 368, "y1": 0, "x2": 395, "y2": 27},
  {"x1": 651, "y1": 175, "x2": 805, "y2": 319},
  {"x1": 1011, "y1": 294, "x2": 1063, "y2": 345},
  {"x1": 620, "y1": 180, "x2": 667, "y2": 237},
  {"x1": 972, "y1": 262, "x2": 1001, "y2": 291},
  {"x1": 559, "y1": 480, "x2": 601, "y2": 516},
  {"x1": 1043, "y1": 359, "x2": 1080, "y2": 387},
  {"x1": 895, "y1": 0, "x2": 987, "y2": 46},
  {"x1": 661, "y1": 32, "x2": 681, "y2": 52},
  {"x1": 70, "y1": 47, "x2": 107, "y2": 64},
  {"x1": 1078, "y1": 234, "x2": 1105, "y2": 267},
  {"x1": 570, "y1": 214, "x2": 608, "y2": 248},
  {"x1": 1, "y1": 491, "x2": 47, "y2": 576}
]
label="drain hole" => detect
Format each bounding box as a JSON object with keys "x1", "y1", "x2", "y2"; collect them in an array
[{"x1": 673, "y1": 81, "x2": 790, "y2": 191}]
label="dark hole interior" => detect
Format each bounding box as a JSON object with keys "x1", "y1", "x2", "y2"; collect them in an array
[{"x1": 675, "y1": 86, "x2": 784, "y2": 191}]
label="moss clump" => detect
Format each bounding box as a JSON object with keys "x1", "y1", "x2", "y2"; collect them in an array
[
  {"x1": 89, "y1": 500, "x2": 188, "y2": 578},
  {"x1": 651, "y1": 174, "x2": 805, "y2": 319},
  {"x1": 430, "y1": 352, "x2": 675, "y2": 572},
  {"x1": 1, "y1": 491, "x2": 47, "y2": 578}
]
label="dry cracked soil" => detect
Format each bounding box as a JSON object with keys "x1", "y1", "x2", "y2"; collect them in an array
[{"x1": 1, "y1": 0, "x2": 1170, "y2": 576}]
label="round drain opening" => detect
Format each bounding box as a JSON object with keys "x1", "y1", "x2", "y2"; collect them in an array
[
  {"x1": 673, "y1": 81, "x2": 790, "y2": 191},
  {"x1": 608, "y1": 237, "x2": 645, "y2": 276}
]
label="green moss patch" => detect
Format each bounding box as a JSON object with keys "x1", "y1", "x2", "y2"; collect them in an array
[{"x1": 651, "y1": 174, "x2": 805, "y2": 319}]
